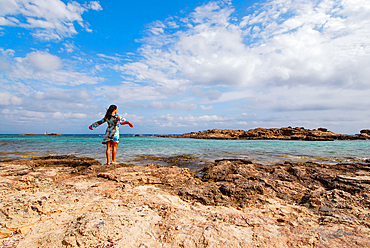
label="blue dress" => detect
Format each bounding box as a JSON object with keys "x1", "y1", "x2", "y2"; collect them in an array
[{"x1": 89, "y1": 114, "x2": 129, "y2": 144}]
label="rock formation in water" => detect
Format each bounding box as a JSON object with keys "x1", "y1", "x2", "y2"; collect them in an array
[
  {"x1": 160, "y1": 127, "x2": 370, "y2": 140},
  {"x1": 1, "y1": 155, "x2": 369, "y2": 247}
]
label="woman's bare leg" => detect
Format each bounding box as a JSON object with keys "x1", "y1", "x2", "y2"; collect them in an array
[
  {"x1": 106, "y1": 142, "x2": 112, "y2": 164},
  {"x1": 112, "y1": 143, "x2": 118, "y2": 163}
]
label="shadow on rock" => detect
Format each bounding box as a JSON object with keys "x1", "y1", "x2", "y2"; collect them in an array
[{"x1": 174, "y1": 158, "x2": 370, "y2": 227}]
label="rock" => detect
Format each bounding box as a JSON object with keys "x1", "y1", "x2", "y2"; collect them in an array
[
  {"x1": 161, "y1": 127, "x2": 369, "y2": 140},
  {"x1": 336, "y1": 175, "x2": 370, "y2": 184},
  {"x1": 318, "y1": 128, "x2": 328, "y2": 132},
  {"x1": 1, "y1": 157, "x2": 370, "y2": 247},
  {"x1": 360, "y1": 129, "x2": 370, "y2": 134},
  {"x1": 319, "y1": 206, "x2": 332, "y2": 213}
]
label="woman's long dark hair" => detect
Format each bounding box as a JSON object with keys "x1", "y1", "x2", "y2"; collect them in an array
[{"x1": 104, "y1": 105, "x2": 117, "y2": 120}]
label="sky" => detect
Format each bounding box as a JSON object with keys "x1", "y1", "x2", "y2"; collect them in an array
[{"x1": 0, "y1": 0, "x2": 369, "y2": 135}]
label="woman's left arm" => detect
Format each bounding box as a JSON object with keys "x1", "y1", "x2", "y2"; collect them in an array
[{"x1": 119, "y1": 116, "x2": 134, "y2": 128}]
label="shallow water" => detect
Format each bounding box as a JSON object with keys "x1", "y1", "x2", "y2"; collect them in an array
[{"x1": 1, "y1": 134, "x2": 369, "y2": 170}]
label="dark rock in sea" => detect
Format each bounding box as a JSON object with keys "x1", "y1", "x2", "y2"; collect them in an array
[{"x1": 160, "y1": 127, "x2": 369, "y2": 140}]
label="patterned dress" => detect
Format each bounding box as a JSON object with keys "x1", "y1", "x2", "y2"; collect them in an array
[{"x1": 89, "y1": 114, "x2": 129, "y2": 144}]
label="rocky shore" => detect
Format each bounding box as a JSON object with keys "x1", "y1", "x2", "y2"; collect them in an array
[
  {"x1": 160, "y1": 127, "x2": 370, "y2": 140},
  {"x1": 1, "y1": 155, "x2": 370, "y2": 247}
]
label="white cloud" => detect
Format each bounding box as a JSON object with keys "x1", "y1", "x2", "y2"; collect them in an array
[
  {"x1": 3, "y1": 51, "x2": 103, "y2": 86},
  {"x1": 95, "y1": 83, "x2": 166, "y2": 103},
  {"x1": 86, "y1": 1, "x2": 103, "y2": 11},
  {"x1": 119, "y1": 0, "x2": 370, "y2": 93},
  {"x1": 25, "y1": 52, "x2": 62, "y2": 71},
  {"x1": 98, "y1": 53, "x2": 122, "y2": 62},
  {"x1": 2, "y1": 109, "x2": 47, "y2": 120},
  {"x1": 0, "y1": 48, "x2": 14, "y2": 71},
  {"x1": 52, "y1": 112, "x2": 87, "y2": 119},
  {"x1": 149, "y1": 101, "x2": 197, "y2": 111},
  {"x1": 151, "y1": 114, "x2": 188, "y2": 128},
  {"x1": 0, "y1": 48, "x2": 15, "y2": 57},
  {"x1": 98, "y1": 0, "x2": 368, "y2": 133},
  {"x1": 34, "y1": 89, "x2": 92, "y2": 102},
  {"x1": 246, "y1": 85, "x2": 370, "y2": 112},
  {"x1": 0, "y1": 57, "x2": 11, "y2": 71},
  {"x1": 149, "y1": 113, "x2": 233, "y2": 128},
  {"x1": 191, "y1": 88, "x2": 222, "y2": 100},
  {"x1": 183, "y1": 114, "x2": 231, "y2": 122},
  {"x1": 0, "y1": 91, "x2": 22, "y2": 105},
  {"x1": 2, "y1": 0, "x2": 370, "y2": 134},
  {"x1": 199, "y1": 115, "x2": 229, "y2": 121},
  {"x1": 61, "y1": 42, "x2": 77, "y2": 53},
  {"x1": 119, "y1": 113, "x2": 144, "y2": 123},
  {"x1": 236, "y1": 121, "x2": 248, "y2": 125},
  {"x1": 200, "y1": 105, "x2": 213, "y2": 111},
  {"x1": 0, "y1": 0, "x2": 102, "y2": 40}
]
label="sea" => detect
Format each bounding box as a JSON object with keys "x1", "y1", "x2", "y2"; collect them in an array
[{"x1": 0, "y1": 134, "x2": 369, "y2": 171}]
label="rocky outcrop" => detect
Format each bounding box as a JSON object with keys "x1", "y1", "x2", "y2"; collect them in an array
[
  {"x1": 360, "y1": 129, "x2": 370, "y2": 139},
  {"x1": 160, "y1": 127, "x2": 370, "y2": 140},
  {"x1": 1, "y1": 156, "x2": 370, "y2": 247}
]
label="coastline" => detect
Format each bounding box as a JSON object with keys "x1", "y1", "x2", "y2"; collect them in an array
[
  {"x1": 1, "y1": 155, "x2": 369, "y2": 247},
  {"x1": 1, "y1": 133, "x2": 370, "y2": 166},
  {"x1": 160, "y1": 127, "x2": 370, "y2": 140}
]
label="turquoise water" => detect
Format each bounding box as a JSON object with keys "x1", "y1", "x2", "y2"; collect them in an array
[{"x1": 0, "y1": 134, "x2": 369, "y2": 169}]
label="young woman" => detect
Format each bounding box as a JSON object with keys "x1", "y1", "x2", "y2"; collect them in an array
[{"x1": 89, "y1": 105, "x2": 133, "y2": 165}]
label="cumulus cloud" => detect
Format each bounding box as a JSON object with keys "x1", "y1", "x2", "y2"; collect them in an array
[
  {"x1": 118, "y1": 0, "x2": 370, "y2": 109},
  {"x1": 91, "y1": 0, "x2": 367, "y2": 133},
  {"x1": 0, "y1": 0, "x2": 102, "y2": 40},
  {"x1": 200, "y1": 105, "x2": 214, "y2": 111},
  {"x1": 0, "y1": 91, "x2": 22, "y2": 105},
  {"x1": 2, "y1": 108, "x2": 47, "y2": 120},
  {"x1": 2, "y1": 51, "x2": 103, "y2": 86},
  {"x1": 2, "y1": 0, "x2": 370, "y2": 133},
  {"x1": 25, "y1": 52, "x2": 62, "y2": 71}
]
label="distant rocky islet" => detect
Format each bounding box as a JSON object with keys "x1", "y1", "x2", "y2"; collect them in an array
[{"x1": 160, "y1": 127, "x2": 370, "y2": 141}]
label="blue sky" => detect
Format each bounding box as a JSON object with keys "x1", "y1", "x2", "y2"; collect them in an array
[{"x1": 1, "y1": 0, "x2": 369, "y2": 134}]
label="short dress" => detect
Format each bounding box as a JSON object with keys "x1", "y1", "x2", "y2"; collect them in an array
[{"x1": 89, "y1": 114, "x2": 129, "y2": 144}]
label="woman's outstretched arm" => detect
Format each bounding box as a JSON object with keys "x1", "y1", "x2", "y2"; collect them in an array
[
  {"x1": 118, "y1": 116, "x2": 133, "y2": 128},
  {"x1": 89, "y1": 118, "x2": 106, "y2": 130}
]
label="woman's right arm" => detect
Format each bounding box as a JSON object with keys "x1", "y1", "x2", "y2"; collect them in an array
[{"x1": 89, "y1": 118, "x2": 106, "y2": 130}]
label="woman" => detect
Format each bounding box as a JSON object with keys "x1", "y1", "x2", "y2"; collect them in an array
[{"x1": 89, "y1": 105, "x2": 134, "y2": 165}]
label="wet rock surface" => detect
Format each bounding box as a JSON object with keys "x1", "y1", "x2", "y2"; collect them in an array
[
  {"x1": 161, "y1": 127, "x2": 370, "y2": 140},
  {"x1": 1, "y1": 156, "x2": 370, "y2": 247}
]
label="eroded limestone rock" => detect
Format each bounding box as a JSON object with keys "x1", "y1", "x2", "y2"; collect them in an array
[{"x1": 1, "y1": 156, "x2": 370, "y2": 247}]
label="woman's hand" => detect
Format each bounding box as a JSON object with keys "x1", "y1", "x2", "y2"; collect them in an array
[{"x1": 121, "y1": 121, "x2": 134, "y2": 128}]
